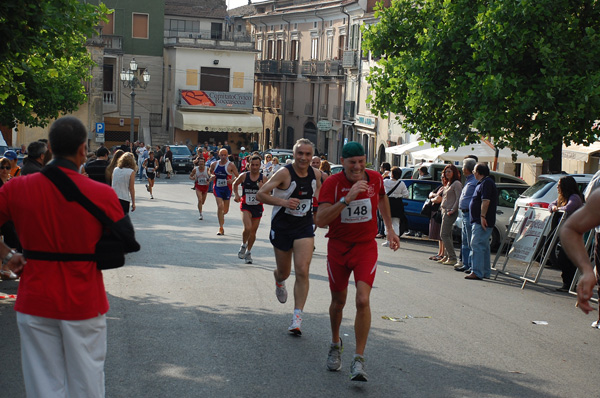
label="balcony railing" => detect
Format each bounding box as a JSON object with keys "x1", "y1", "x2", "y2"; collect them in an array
[
  {"x1": 101, "y1": 35, "x2": 122, "y2": 52},
  {"x1": 319, "y1": 104, "x2": 328, "y2": 118},
  {"x1": 332, "y1": 105, "x2": 342, "y2": 120},
  {"x1": 164, "y1": 29, "x2": 253, "y2": 42},
  {"x1": 301, "y1": 60, "x2": 344, "y2": 77},
  {"x1": 304, "y1": 102, "x2": 314, "y2": 116},
  {"x1": 255, "y1": 60, "x2": 298, "y2": 75},
  {"x1": 103, "y1": 91, "x2": 117, "y2": 105}
]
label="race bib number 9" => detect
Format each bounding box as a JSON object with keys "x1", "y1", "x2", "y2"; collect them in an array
[
  {"x1": 245, "y1": 194, "x2": 259, "y2": 205},
  {"x1": 216, "y1": 179, "x2": 228, "y2": 187},
  {"x1": 285, "y1": 199, "x2": 312, "y2": 217},
  {"x1": 341, "y1": 198, "x2": 372, "y2": 224}
]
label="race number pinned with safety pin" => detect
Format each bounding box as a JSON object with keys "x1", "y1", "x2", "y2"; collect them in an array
[
  {"x1": 245, "y1": 193, "x2": 259, "y2": 205},
  {"x1": 285, "y1": 199, "x2": 312, "y2": 217},
  {"x1": 341, "y1": 198, "x2": 372, "y2": 223}
]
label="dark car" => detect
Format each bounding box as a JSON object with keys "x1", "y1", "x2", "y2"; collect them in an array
[
  {"x1": 169, "y1": 145, "x2": 194, "y2": 173},
  {"x1": 401, "y1": 179, "x2": 443, "y2": 235}
]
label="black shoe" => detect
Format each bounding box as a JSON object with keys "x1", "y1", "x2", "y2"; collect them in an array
[
  {"x1": 455, "y1": 267, "x2": 468, "y2": 272},
  {"x1": 556, "y1": 286, "x2": 570, "y2": 292}
]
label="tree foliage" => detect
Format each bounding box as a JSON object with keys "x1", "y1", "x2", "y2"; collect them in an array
[
  {"x1": 362, "y1": 0, "x2": 600, "y2": 169},
  {"x1": 0, "y1": 0, "x2": 109, "y2": 127}
]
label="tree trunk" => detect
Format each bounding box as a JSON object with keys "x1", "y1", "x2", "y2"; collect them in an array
[{"x1": 543, "y1": 141, "x2": 563, "y2": 174}]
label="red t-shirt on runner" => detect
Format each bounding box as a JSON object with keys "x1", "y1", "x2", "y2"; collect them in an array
[
  {"x1": 319, "y1": 169, "x2": 384, "y2": 243},
  {"x1": 0, "y1": 166, "x2": 124, "y2": 320}
]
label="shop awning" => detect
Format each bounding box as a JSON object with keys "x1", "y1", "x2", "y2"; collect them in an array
[
  {"x1": 174, "y1": 110, "x2": 263, "y2": 133},
  {"x1": 562, "y1": 142, "x2": 600, "y2": 162}
]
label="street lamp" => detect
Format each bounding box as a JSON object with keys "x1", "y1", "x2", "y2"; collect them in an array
[{"x1": 120, "y1": 58, "x2": 150, "y2": 144}]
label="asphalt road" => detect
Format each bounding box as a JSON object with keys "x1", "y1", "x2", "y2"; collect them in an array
[{"x1": 1, "y1": 174, "x2": 599, "y2": 397}]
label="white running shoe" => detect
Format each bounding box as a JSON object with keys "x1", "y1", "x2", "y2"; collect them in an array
[
  {"x1": 244, "y1": 252, "x2": 252, "y2": 264},
  {"x1": 327, "y1": 339, "x2": 343, "y2": 371},
  {"x1": 198, "y1": 213, "x2": 203, "y2": 220},
  {"x1": 288, "y1": 313, "x2": 302, "y2": 335},
  {"x1": 238, "y1": 244, "x2": 247, "y2": 259},
  {"x1": 275, "y1": 281, "x2": 287, "y2": 303},
  {"x1": 381, "y1": 241, "x2": 389, "y2": 247},
  {"x1": 350, "y1": 356, "x2": 368, "y2": 382},
  {"x1": 592, "y1": 320, "x2": 600, "y2": 329}
]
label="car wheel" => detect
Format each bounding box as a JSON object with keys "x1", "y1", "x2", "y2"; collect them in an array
[{"x1": 490, "y1": 227, "x2": 501, "y2": 253}]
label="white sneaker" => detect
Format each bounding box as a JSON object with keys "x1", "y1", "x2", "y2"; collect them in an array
[
  {"x1": 198, "y1": 213, "x2": 203, "y2": 220},
  {"x1": 244, "y1": 252, "x2": 252, "y2": 264},
  {"x1": 592, "y1": 320, "x2": 600, "y2": 329},
  {"x1": 381, "y1": 241, "x2": 389, "y2": 247},
  {"x1": 275, "y1": 281, "x2": 287, "y2": 303},
  {"x1": 288, "y1": 313, "x2": 302, "y2": 335},
  {"x1": 238, "y1": 244, "x2": 247, "y2": 259}
]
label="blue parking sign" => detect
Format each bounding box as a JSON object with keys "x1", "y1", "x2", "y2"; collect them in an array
[{"x1": 96, "y1": 122, "x2": 105, "y2": 134}]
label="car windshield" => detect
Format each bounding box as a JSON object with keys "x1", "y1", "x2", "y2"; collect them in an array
[
  {"x1": 498, "y1": 187, "x2": 528, "y2": 207},
  {"x1": 171, "y1": 147, "x2": 191, "y2": 156},
  {"x1": 520, "y1": 179, "x2": 555, "y2": 199}
]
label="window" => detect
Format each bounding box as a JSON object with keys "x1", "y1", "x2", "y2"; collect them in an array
[
  {"x1": 338, "y1": 35, "x2": 345, "y2": 59},
  {"x1": 132, "y1": 13, "x2": 149, "y2": 39},
  {"x1": 211, "y1": 23, "x2": 222, "y2": 39},
  {"x1": 326, "y1": 35, "x2": 333, "y2": 59},
  {"x1": 257, "y1": 39, "x2": 263, "y2": 60},
  {"x1": 267, "y1": 40, "x2": 274, "y2": 59},
  {"x1": 291, "y1": 40, "x2": 299, "y2": 61},
  {"x1": 101, "y1": 12, "x2": 114, "y2": 35},
  {"x1": 294, "y1": 23, "x2": 298, "y2": 30},
  {"x1": 313, "y1": 22, "x2": 318, "y2": 29},
  {"x1": 276, "y1": 39, "x2": 283, "y2": 60},
  {"x1": 350, "y1": 24, "x2": 360, "y2": 50},
  {"x1": 200, "y1": 67, "x2": 230, "y2": 92},
  {"x1": 236, "y1": 24, "x2": 242, "y2": 32},
  {"x1": 311, "y1": 37, "x2": 318, "y2": 60}
]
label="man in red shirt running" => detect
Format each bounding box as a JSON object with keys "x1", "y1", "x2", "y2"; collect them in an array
[{"x1": 316, "y1": 141, "x2": 399, "y2": 382}]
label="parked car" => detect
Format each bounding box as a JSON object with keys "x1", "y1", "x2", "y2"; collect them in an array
[
  {"x1": 453, "y1": 183, "x2": 530, "y2": 252},
  {"x1": 412, "y1": 163, "x2": 527, "y2": 185},
  {"x1": 330, "y1": 164, "x2": 343, "y2": 174},
  {"x1": 169, "y1": 145, "x2": 194, "y2": 173},
  {"x1": 262, "y1": 148, "x2": 294, "y2": 164},
  {"x1": 513, "y1": 173, "x2": 592, "y2": 212},
  {"x1": 401, "y1": 179, "x2": 443, "y2": 235}
]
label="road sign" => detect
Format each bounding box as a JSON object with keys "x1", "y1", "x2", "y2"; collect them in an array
[
  {"x1": 317, "y1": 120, "x2": 332, "y2": 131},
  {"x1": 95, "y1": 122, "x2": 105, "y2": 143}
]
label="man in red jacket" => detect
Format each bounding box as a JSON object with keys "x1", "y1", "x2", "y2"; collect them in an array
[{"x1": 0, "y1": 116, "x2": 125, "y2": 398}]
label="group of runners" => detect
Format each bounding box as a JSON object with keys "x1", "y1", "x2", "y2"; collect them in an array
[{"x1": 186, "y1": 139, "x2": 399, "y2": 382}]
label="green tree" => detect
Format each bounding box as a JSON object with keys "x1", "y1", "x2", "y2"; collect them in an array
[
  {"x1": 0, "y1": 0, "x2": 109, "y2": 128},
  {"x1": 362, "y1": 0, "x2": 600, "y2": 171}
]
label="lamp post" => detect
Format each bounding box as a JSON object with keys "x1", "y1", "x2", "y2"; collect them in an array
[{"x1": 120, "y1": 58, "x2": 150, "y2": 144}]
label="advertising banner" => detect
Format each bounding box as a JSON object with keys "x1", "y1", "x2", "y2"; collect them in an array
[{"x1": 180, "y1": 90, "x2": 253, "y2": 110}]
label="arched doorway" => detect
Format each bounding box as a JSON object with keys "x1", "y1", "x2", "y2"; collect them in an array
[
  {"x1": 274, "y1": 118, "x2": 281, "y2": 148},
  {"x1": 304, "y1": 122, "x2": 317, "y2": 148},
  {"x1": 286, "y1": 126, "x2": 294, "y2": 149},
  {"x1": 265, "y1": 128, "x2": 271, "y2": 149},
  {"x1": 377, "y1": 143, "x2": 386, "y2": 169}
]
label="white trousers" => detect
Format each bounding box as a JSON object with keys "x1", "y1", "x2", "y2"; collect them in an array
[
  {"x1": 384, "y1": 217, "x2": 401, "y2": 236},
  {"x1": 17, "y1": 312, "x2": 107, "y2": 398}
]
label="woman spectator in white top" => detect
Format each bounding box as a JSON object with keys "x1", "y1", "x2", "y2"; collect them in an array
[
  {"x1": 111, "y1": 152, "x2": 136, "y2": 214},
  {"x1": 382, "y1": 166, "x2": 409, "y2": 247},
  {"x1": 439, "y1": 164, "x2": 462, "y2": 265}
]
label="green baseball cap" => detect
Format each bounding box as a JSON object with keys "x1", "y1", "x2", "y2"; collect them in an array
[{"x1": 341, "y1": 141, "x2": 365, "y2": 158}]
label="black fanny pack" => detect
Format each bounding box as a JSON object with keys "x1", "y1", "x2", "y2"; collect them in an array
[{"x1": 24, "y1": 166, "x2": 140, "y2": 270}]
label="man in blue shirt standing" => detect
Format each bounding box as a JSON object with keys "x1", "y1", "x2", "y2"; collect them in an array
[
  {"x1": 466, "y1": 163, "x2": 498, "y2": 280},
  {"x1": 455, "y1": 158, "x2": 478, "y2": 273}
]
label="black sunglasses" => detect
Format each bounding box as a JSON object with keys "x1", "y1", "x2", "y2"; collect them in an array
[{"x1": 0, "y1": 166, "x2": 10, "y2": 170}]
